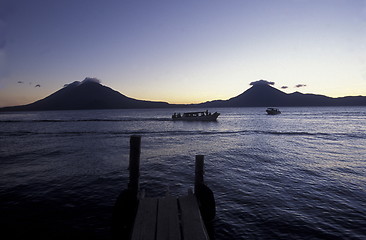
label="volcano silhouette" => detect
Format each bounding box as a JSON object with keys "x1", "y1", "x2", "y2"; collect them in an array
[
  {"x1": 198, "y1": 84, "x2": 366, "y2": 107},
  {"x1": 1, "y1": 79, "x2": 170, "y2": 111}
]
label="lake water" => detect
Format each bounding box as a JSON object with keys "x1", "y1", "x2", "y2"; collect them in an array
[{"x1": 0, "y1": 107, "x2": 365, "y2": 239}]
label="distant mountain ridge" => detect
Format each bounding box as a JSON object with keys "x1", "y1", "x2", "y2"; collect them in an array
[
  {"x1": 197, "y1": 84, "x2": 366, "y2": 107},
  {"x1": 1, "y1": 79, "x2": 366, "y2": 111}
]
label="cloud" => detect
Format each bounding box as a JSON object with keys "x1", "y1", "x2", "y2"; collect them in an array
[
  {"x1": 63, "y1": 77, "x2": 102, "y2": 88},
  {"x1": 295, "y1": 84, "x2": 307, "y2": 88},
  {"x1": 250, "y1": 79, "x2": 275, "y2": 86},
  {"x1": 281, "y1": 86, "x2": 288, "y2": 89},
  {"x1": 81, "y1": 77, "x2": 101, "y2": 84}
]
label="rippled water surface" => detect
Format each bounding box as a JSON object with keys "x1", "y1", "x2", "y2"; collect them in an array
[{"x1": 1, "y1": 107, "x2": 365, "y2": 239}]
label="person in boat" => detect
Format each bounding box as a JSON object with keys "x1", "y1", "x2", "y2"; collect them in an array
[{"x1": 173, "y1": 113, "x2": 181, "y2": 118}]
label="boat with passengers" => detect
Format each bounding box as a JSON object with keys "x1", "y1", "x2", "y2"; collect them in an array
[{"x1": 172, "y1": 110, "x2": 220, "y2": 121}]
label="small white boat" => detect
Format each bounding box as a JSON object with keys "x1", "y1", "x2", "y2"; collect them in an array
[
  {"x1": 266, "y1": 108, "x2": 281, "y2": 115},
  {"x1": 172, "y1": 110, "x2": 220, "y2": 121}
]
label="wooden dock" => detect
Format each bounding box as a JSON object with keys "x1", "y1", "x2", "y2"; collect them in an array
[
  {"x1": 113, "y1": 135, "x2": 215, "y2": 240},
  {"x1": 131, "y1": 191, "x2": 209, "y2": 240}
]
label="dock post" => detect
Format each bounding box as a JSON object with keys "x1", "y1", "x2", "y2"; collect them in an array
[
  {"x1": 194, "y1": 154, "x2": 216, "y2": 224},
  {"x1": 195, "y1": 155, "x2": 205, "y2": 193},
  {"x1": 128, "y1": 135, "x2": 141, "y2": 196},
  {"x1": 112, "y1": 135, "x2": 141, "y2": 238}
]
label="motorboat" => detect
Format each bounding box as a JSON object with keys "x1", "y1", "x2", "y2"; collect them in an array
[
  {"x1": 266, "y1": 108, "x2": 281, "y2": 115},
  {"x1": 172, "y1": 110, "x2": 220, "y2": 121}
]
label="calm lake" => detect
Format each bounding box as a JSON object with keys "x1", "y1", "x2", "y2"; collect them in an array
[{"x1": 1, "y1": 107, "x2": 365, "y2": 239}]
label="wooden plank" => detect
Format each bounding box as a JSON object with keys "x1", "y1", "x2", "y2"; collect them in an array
[
  {"x1": 131, "y1": 198, "x2": 158, "y2": 240},
  {"x1": 179, "y1": 194, "x2": 209, "y2": 240},
  {"x1": 156, "y1": 196, "x2": 181, "y2": 240}
]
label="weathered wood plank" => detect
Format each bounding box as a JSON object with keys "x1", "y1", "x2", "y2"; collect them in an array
[
  {"x1": 131, "y1": 198, "x2": 158, "y2": 240},
  {"x1": 179, "y1": 194, "x2": 209, "y2": 240},
  {"x1": 156, "y1": 196, "x2": 181, "y2": 240}
]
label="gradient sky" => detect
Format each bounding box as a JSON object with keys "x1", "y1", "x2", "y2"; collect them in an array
[{"x1": 1, "y1": 0, "x2": 366, "y2": 107}]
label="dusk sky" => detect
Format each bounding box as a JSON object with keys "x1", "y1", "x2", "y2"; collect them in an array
[{"x1": 1, "y1": 0, "x2": 366, "y2": 107}]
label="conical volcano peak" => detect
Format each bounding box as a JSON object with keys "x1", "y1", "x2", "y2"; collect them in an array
[
  {"x1": 243, "y1": 79, "x2": 286, "y2": 97},
  {"x1": 0, "y1": 77, "x2": 170, "y2": 111},
  {"x1": 245, "y1": 81, "x2": 282, "y2": 95}
]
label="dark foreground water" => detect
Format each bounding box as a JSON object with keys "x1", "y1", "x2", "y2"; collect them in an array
[{"x1": 0, "y1": 107, "x2": 365, "y2": 239}]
